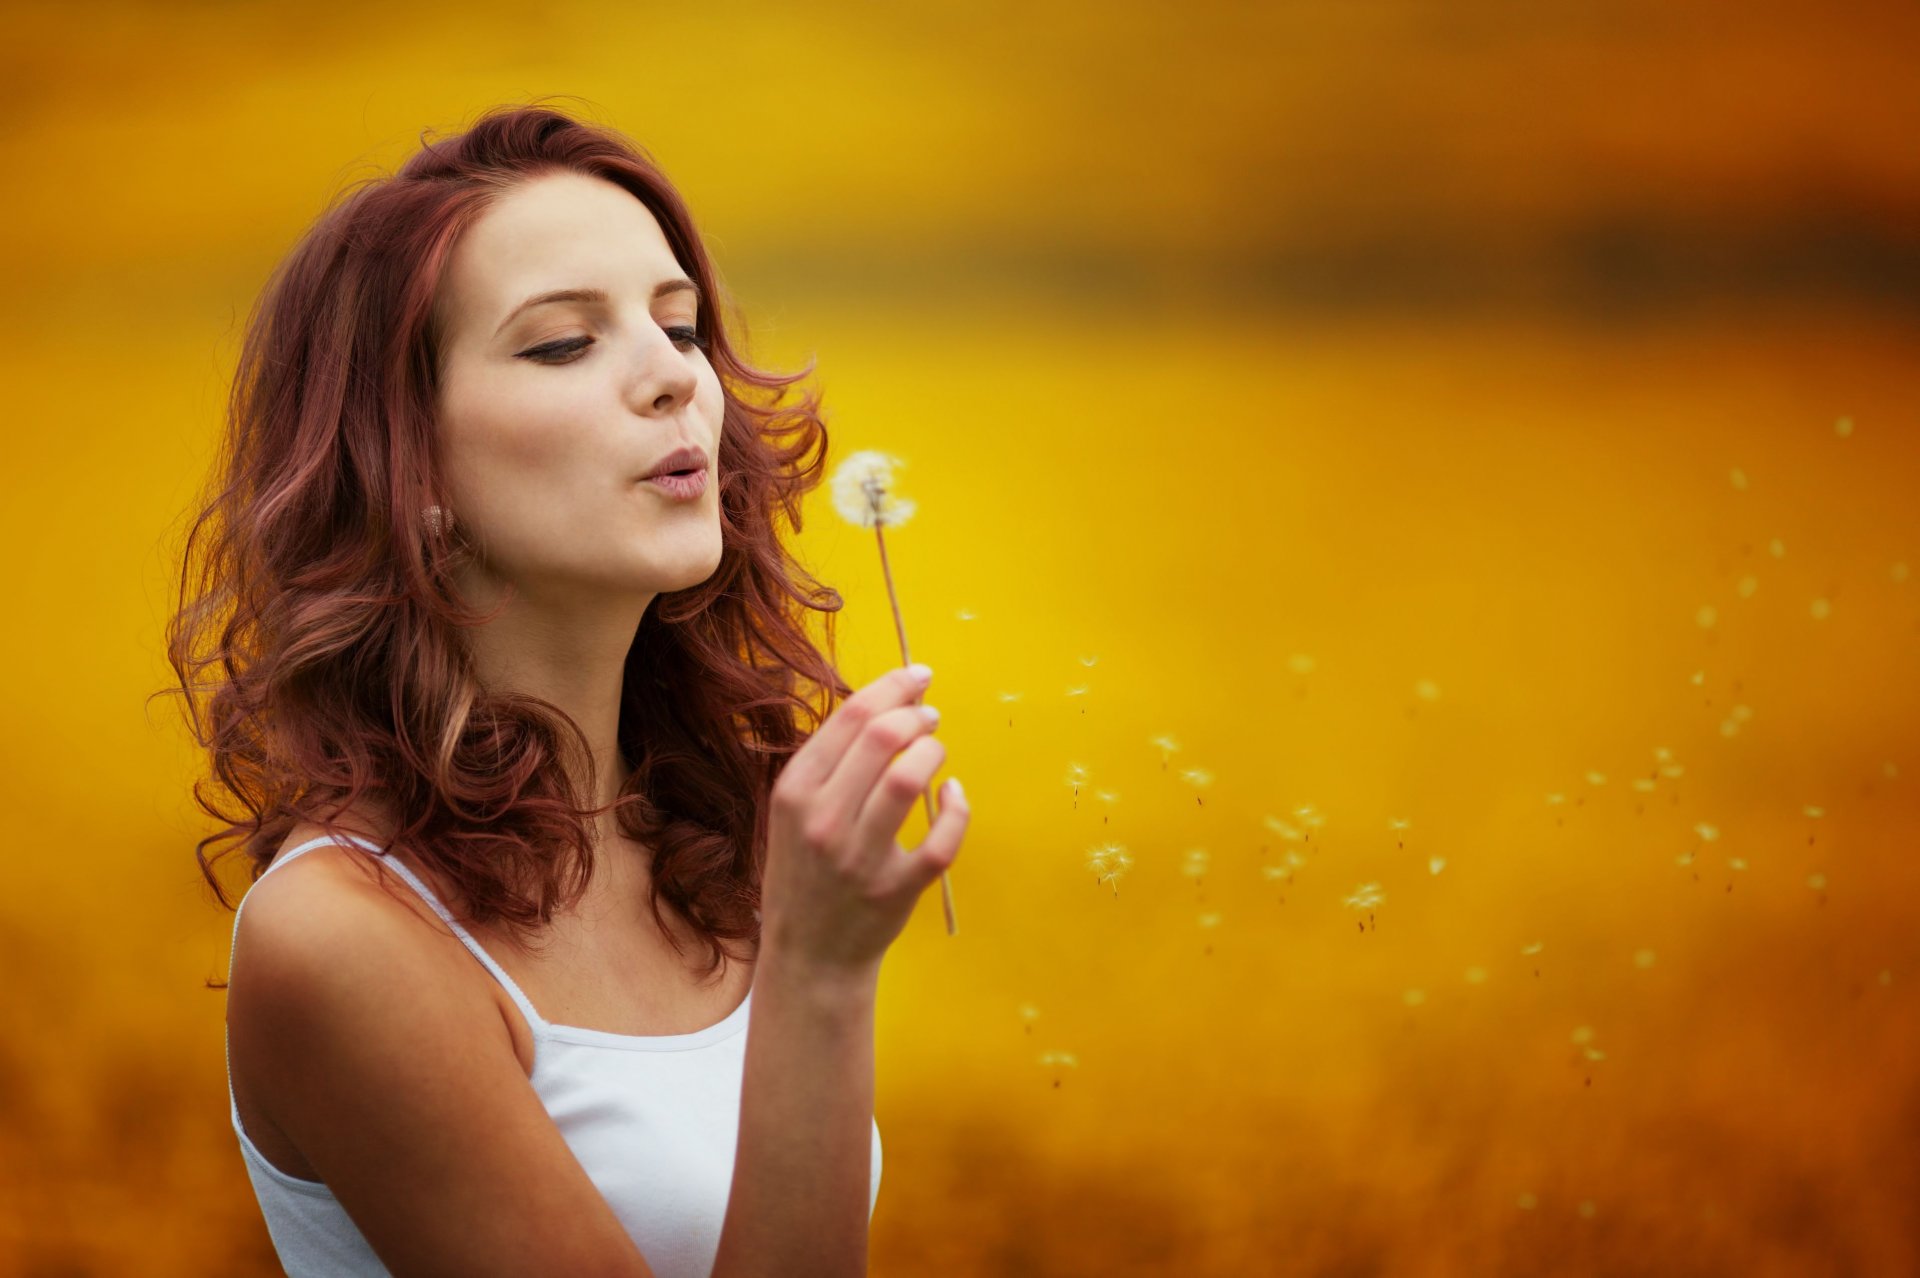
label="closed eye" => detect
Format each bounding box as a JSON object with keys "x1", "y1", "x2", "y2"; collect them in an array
[{"x1": 518, "y1": 326, "x2": 709, "y2": 364}]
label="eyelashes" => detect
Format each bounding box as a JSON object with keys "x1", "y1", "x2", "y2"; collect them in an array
[{"x1": 519, "y1": 326, "x2": 708, "y2": 364}]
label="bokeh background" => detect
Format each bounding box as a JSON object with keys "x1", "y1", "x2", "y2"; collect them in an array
[{"x1": 3, "y1": 0, "x2": 1917, "y2": 1273}]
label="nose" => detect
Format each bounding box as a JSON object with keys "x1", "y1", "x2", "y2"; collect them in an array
[{"x1": 626, "y1": 325, "x2": 700, "y2": 415}]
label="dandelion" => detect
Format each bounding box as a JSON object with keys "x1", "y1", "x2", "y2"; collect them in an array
[
  {"x1": 1545, "y1": 792, "x2": 1566, "y2": 805},
  {"x1": 1388, "y1": 817, "x2": 1411, "y2": 849},
  {"x1": 829, "y1": 449, "x2": 955, "y2": 934},
  {"x1": 1631, "y1": 778, "x2": 1656, "y2": 793},
  {"x1": 1093, "y1": 789, "x2": 1119, "y2": 805},
  {"x1": 1660, "y1": 762, "x2": 1685, "y2": 778},
  {"x1": 1087, "y1": 842, "x2": 1133, "y2": 895}
]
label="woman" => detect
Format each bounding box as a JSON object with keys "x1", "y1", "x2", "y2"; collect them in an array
[{"x1": 165, "y1": 102, "x2": 969, "y2": 1277}]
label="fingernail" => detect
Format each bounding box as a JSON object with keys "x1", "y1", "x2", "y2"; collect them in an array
[
  {"x1": 907, "y1": 662, "x2": 934, "y2": 685},
  {"x1": 918, "y1": 704, "x2": 941, "y2": 726},
  {"x1": 947, "y1": 776, "x2": 966, "y2": 805}
]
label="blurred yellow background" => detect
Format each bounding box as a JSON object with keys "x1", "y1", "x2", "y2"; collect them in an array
[{"x1": 3, "y1": 0, "x2": 1916, "y2": 1273}]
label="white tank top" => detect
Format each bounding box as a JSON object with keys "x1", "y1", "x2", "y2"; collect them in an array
[{"x1": 224, "y1": 833, "x2": 881, "y2": 1276}]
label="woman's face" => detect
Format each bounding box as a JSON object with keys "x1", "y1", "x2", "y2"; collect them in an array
[{"x1": 430, "y1": 171, "x2": 725, "y2": 611}]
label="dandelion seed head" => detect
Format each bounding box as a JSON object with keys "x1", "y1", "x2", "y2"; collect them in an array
[
  {"x1": 1388, "y1": 817, "x2": 1411, "y2": 831},
  {"x1": 1545, "y1": 793, "x2": 1566, "y2": 805},
  {"x1": 1730, "y1": 704, "x2": 1753, "y2": 723},
  {"x1": 1064, "y1": 762, "x2": 1089, "y2": 786},
  {"x1": 829, "y1": 449, "x2": 917, "y2": 528},
  {"x1": 1584, "y1": 1047, "x2": 1607, "y2": 1062},
  {"x1": 1260, "y1": 865, "x2": 1288, "y2": 881},
  {"x1": 1282, "y1": 850, "x2": 1308, "y2": 871},
  {"x1": 1036, "y1": 1050, "x2": 1079, "y2": 1068},
  {"x1": 1660, "y1": 763, "x2": 1685, "y2": 778},
  {"x1": 1653, "y1": 745, "x2": 1673, "y2": 763},
  {"x1": 1182, "y1": 849, "x2": 1211, "y2": 878}
]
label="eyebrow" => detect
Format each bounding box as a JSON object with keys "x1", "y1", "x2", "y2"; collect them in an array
[{"x1": 493, "y1": 277, "x2": 703, "y2": 338}]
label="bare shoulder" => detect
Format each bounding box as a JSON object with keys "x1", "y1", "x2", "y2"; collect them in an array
[{"x1": 226, "y1": 834, "x2": 654, "y2": 1274}]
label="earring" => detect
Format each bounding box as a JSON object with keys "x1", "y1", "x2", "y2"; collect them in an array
[{"x1": 423, "y1": 504, "x2": 453, "y2": 537}]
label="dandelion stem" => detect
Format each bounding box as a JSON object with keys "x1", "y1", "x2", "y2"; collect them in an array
[{"x1": 874, "y1": 521, "x2": 957, "y2": 936}]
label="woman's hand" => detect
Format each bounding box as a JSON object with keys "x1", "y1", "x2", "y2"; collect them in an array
[{"x1": 759, "y1": 663, "x2": 968, "y2": 979}]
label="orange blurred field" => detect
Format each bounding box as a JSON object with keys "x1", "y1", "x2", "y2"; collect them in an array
[{"x1": 2, "y1": 1, "x2": 1916, "y2": 1274}]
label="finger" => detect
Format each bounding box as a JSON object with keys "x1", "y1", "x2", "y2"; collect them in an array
[
  {"x1": 776, "y1": 665, "x2": 932, "y2": 801},
  {"x1": 810, "y1": 704, "x2": 942, "y2": 855},
  {"x1": 845, "y1": 732, "x2": 948, "y2": 873},
  {"x1": 874, "y1": 775, "x2": 969, "y2": 898}
]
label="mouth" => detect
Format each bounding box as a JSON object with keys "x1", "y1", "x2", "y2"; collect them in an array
[{"x1": 641, "y1": 468, "x2": 710, "y2": 499}]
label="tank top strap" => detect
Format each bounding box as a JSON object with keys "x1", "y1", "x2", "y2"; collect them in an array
[{"x1": 271, "y1": 832, "x2": 550, "y2": 1035}]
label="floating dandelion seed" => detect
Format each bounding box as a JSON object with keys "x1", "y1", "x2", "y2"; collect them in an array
[
  {"x1": 1695, "y1": 823, "x2": 1720, "y2": 842},
  {"x1": 1586, "y1": 771, "x2": 1607, "y2": 786},
  {"x1": 1465, "y1": 966, "x2": 1488, "y2": 984},
  {"x1": 1521, "y1": 941, "x2": 1544, "y2": 956},
  {"x1": 1737, "y1": 575, "x2": 1759, "y2": 599},
  {"x1": 1093, "y1": 789, "x2": 1119, "y2": 805},
  {"x1": 1804, "y1": 805, "x2": 1825, "y2": 819},
  {"x1": 1182, "y1": 848, "x2": 1211, "y2": 884},
  {"x1": 1631, "y1": 778, "x2": 1656, "y2": 794},
  {"x1": 1402, "y1": 988, "x2": 1426, "y2": 1007},
  {"x1": 1810, "y1": 597, "x2": 1832, "y2": 621},
  {"x1": 1696, "y1": 605, "x2": 1718, "y2": 629},
  {"x1": 1584, "y1": 1047, "x2": 1606, "y2": 1062},
  {"x1": 1634, "y1": 949, "x2": 1656, "y2": 969},
  {"x1": 828, "y1": 449, "x2": 954, "y2": 934},
  {"x1": 1835, "y1": 415, "x2": 1854, "y2": 437},
  {"x1": 1019, "y1": 1003, "x2": 1040, "y2": 1029},
  {"x1": 1428, "y1": 856, "x2": 1446, "y2": 875},
  {"x1": 1729, "y1": 467, "x2": 1749, "y2": 491},
  {"x1": 1728, "y1": 856, "x2": 1748, "y2": 871},
  {"x1": 1078, "y1": 654, "x2": 1098, "y2": 667},
  {"x1": 1036, "y1": 1050, "x2": 1078, "y2": 1088},
  {"x1": 1260, "y1": 866, "x2": 1289, "y2": 882},
  {"x1": 1571, "y1": 1025, "x2": 1595, "y2": 1046},
  {"x1": 1149, "y1": 734, "x2": 1181, "y2": 769},
  {"x1": 1661, "y1": 762, "x2": 1685, "y2": 778},
  {"x1": 1414, "y1": 679, "x2": 1441, "y2": 701},
  {"x1": 1807, "y1": 872, "x2": 1827, "y2": 891},
  {"x1": 1344, "y1": 882, "x2": 1384, "y2": 910},
  {"x1": 1262, "y1": 814, "x2": 1305, "y2": 842},
  {"x1": 1730, "y1": 704, "x2": 1753, "y2": 723},
  {"x1": 1065, "y1": 684, "x2": 1090, "y2": 697},
  {"x1": 1690, "y1": 670, "x2": 1705, "y2": 687},
  {"x1": 997, "y1": 691, "x2": 1023, "y2": 702},
  {"x1": 1768, "y1": 537, "x2": 1786, "y2": 559},
  {"x1": 1087, "y1": 842, "x2": 1133, "y2": 895},
  {"x1": 956, "y1": 608, "x2": 977, "y2": 621},
  {"x1": 1893, "y1": 562, "x2": 1911, "y2": 584},
  {"x1": 1197, "y1": 912, "x2": 1222, "y2": 929},
  {"x1": 1545, "y1": 793, "x2": 1566, "y2": 805},
  {"x1": 1287, "y1": 653, "x2": 1316, "y2": 675}
]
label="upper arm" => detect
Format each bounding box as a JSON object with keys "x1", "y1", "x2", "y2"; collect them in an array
[{"x1": 228, "y1": 860, "x2": 659, "y2": 1278}]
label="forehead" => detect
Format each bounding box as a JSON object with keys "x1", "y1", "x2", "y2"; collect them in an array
[{"x1": 436, "y1": 172, "x2": 680, "y2": 337}]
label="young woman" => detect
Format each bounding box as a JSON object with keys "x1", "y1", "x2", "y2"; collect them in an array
[{"x1": 165, "y1": 102, "x2": 969, "y2": 1277}]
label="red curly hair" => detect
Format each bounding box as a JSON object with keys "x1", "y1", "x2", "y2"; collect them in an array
[{"x1": 163, "y1": 100, "x2": 853, "y2": 984}]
